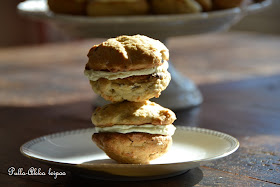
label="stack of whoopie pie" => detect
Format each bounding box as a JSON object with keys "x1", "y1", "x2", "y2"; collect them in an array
[{"x1": 84, "y1": 35, "x2": 176, "y2": 164}]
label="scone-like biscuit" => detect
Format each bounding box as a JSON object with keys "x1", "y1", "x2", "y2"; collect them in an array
[
  {"x1": 86, "y1": 35, "x2": 169, "y2": 72},
  {"x1": 86, "y1": 0, "x2": 149, "y2": 17},
  {"x1": 48, "y1": 0, "x2": 87, "y2": 15},
  {"x1": 92, "y1": 132, "x2": 172, "y2": 164},
  {"x1": 150, "y1": 0, "x2": 202, "y2": 14},
  {"x1": 92, "y1": 100, "x2": 176, "y2": 127},
  {"x1": 90, "y1": 71, "x2": 171, "y2": 102},
  {"x1": 84, "y1": 35, "x2": 171, "y2": 102}
]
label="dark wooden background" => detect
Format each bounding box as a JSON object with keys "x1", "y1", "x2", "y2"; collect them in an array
[{"x1": 0, "y1": 32, "x2": 279, "y2": 186}]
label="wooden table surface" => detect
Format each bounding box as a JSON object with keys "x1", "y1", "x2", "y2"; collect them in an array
[{"x1": 1, "y1": 32, "x2": 280, "y2": 186}]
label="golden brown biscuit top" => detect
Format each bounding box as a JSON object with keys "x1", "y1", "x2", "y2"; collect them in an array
[
  {"x1": 85, "y1": 35, "x2": 169, "y2": 72},
  {"x1": 92, "y1": 100, "x2": 176, "y2": 126}
]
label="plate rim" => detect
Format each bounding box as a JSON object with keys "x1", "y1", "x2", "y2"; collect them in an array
[
  {"x1": 20, "y1": 126, "x2": 239, "y2": 168},
  {"x1": 17, "y1": 0, "x2": 272, "y2": 24}
]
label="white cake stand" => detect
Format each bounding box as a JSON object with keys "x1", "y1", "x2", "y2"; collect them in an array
[{"x1": 18, "y1": 0, "x2": 271, "y2": 109}]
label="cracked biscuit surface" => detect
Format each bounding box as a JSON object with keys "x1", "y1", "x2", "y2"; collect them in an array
[
  {"x1": 92, "y1": 132, "x2": 172, "y2": 164},
  {"x1": 92, "y1": 100, "x2": 176, "y2": 127},
  {"x1": 89, "y1": 70, "x2": 171, "y2": 102},
  {"x1": 85, "y1": 35, "x2": 169, "y2": 72}
]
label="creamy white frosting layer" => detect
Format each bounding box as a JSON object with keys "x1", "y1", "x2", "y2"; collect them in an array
[
  {"x1": 95, "y1": 124, "x2": 176, "y2": 136},
  {"x1": 84, "y1": 60, "x2": 168, "y2": 81}
]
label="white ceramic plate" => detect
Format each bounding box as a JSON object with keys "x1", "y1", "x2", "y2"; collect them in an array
[
  {"x1": 17, "y1": 0, "x2": 271, "y2": 39},
  {"x1": 20, "y1": 127, "x2": 239, "y2": 180}
]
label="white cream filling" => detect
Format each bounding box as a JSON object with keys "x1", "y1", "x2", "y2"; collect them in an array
[
  {"x1": 84, "y1": 60, "x2": 168, "y2": 81},
  {"x1": 95, "y1": 124, "x2": 176, "y2": 136}
]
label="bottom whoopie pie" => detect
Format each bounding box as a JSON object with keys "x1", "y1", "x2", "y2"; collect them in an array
[{"x1": 91, "y1": 101, "x2": 176, "y2": 164}]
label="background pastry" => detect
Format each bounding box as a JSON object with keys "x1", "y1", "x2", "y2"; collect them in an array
[
  {"x1": 48, "y1": 0, "x2": 87, "y2": 15},
  {"x1": 92, "y1": 101, "x2": 176, "y2": 164},
  {"x1": 84, "y1": 35, "x2": 171, "y2": 102},
  {"x1": 47, "y1": 0, "x2": 257, "y2": 16},
  {"x1": 86, "y1": 0, "x2": 149, "y2": 16},
  {"x1": 195, "y1": 0, "x2": 212, "y2": 11},
  {"x1": 149, "y1": 0, "x2": 202, "y2": 14},
  {"x1": 212, "y1": 0, "x2": 245, "y2": 9}
]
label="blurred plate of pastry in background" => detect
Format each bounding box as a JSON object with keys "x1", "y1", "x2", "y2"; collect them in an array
[
  {"x1": 17, "y1": 0, "x2": 272, "y2": 39},
  {"x1": 46, "y1": 0, "x2": 265, "y2": 16}
]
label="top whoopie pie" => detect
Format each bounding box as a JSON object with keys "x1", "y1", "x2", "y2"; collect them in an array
[{"x1": 84, "y1": 35, "x2": 171, "y2": 102}]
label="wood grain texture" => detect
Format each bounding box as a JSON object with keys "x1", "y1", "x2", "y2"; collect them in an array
[{"x1": 0, "y1": 32, "x2": 280, "y2": 186}]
